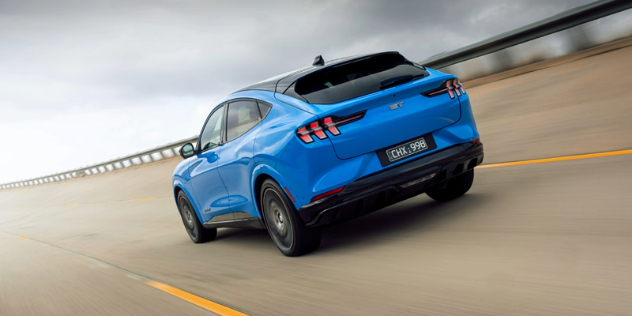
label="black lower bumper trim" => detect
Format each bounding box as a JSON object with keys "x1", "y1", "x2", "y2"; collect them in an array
[{"x1": 298, "y1": 142, "x2": 484, "y2": 227}]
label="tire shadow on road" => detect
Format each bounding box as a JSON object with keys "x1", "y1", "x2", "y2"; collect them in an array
[
  {"x1": 202, "y1": 193, "x2": 493, "y2": 255},
  {"x1": 316, "y1": 193, "x2": 492, "y2": 254},
  {"x1": 215, "y1": 227, "x2": 269, "y2": 242}
]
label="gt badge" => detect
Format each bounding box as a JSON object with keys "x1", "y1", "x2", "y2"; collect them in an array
[{"x1": 388, "y1": 102, "x2": 403, "y2": 111}]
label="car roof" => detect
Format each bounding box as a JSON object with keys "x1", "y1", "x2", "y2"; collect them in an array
[{"x1": 235, "y1": 51, "x2": 402, "y2": 99}]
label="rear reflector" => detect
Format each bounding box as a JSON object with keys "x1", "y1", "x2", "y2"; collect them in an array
[
  {"x1": 310, "y1": 186, "x2": 345, "y2": 202},
  {"x1": 284, "y1": 187, "x2": 296, "y2": 203},
  {"x1": 470, "y1": 139, "x2": 480, "y2": 144}
]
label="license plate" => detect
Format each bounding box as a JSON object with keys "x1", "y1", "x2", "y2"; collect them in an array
[
  {"x1": 386, "y1": 137, "x2": 429, "y2": 162},
  {"x1": 377, "y1": 134, "x2": 437, "y2": 166}
]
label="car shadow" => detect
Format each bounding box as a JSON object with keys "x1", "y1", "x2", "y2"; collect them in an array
[
  {"x1": 211, "y1": 193, "x2": 493, "y2": 255},
  {"x1": 215, "y1": 226, "x2": 269, "y2": 243},
  {"x1": 316, "y1": 193, "x2": 491, "y2": 254}
]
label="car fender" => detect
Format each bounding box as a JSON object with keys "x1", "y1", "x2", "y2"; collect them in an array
[
  {"x1": 172, "y1": 179, "x2": 203, "y2": 220},
  {"x1": 251, "y1": 163, "x2": 303, "y2": 215}
]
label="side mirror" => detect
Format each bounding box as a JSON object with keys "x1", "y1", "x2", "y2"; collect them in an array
[{"x1": 179, "y1": 143, "x2": 196, "y2": 159}]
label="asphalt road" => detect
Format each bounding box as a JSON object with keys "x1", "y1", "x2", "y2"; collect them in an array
[{"x1": 1, "y1": 43, "x2": 632, "y2": 315}]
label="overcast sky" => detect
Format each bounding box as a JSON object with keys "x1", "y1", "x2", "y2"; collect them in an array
[{"x1": 0, "y1": 0, "x2": 594, "y2": 183}]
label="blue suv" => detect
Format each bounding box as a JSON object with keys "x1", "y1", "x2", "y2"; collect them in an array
[{"x1": 173, "y1": 52, "x2": 484, "y2": 256}]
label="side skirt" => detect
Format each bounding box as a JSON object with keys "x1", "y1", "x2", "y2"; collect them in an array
[{"x1": 202, "y1": 212, "x2": 265, "y2": 229}]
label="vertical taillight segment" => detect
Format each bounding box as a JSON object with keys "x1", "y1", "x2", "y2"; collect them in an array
[
  {"x1": 323, "y1": 117, "x2": 340, "y2": 136},
  {"x1": 296, "y1": 126, "x2": 314, "y2": 143},
  {"x1": 310, "y1": 122, "x2": 327, "y2": 140},
  {"x1": 423, "y1": 78, "x2": 466, "y2": 99},
  {"x1": 296, "y1": 111, "x2": 365, "y2": 144},
  {"x1": 457, "y1": 80, "x2": 466, "y2": 94}
]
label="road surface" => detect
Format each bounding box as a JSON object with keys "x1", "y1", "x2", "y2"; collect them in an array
[{"x1": 1, "y1": 41, "x2": 632, "y2": 315}]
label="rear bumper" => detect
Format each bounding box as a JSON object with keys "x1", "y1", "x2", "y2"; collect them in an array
[{"x1": 297, "y1": 142, "x2": 484, "y2": 227}]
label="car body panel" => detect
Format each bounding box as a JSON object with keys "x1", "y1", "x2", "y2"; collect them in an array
[
  {"x1": 187, "y1": 148, "x2": 232, "y2": 224},
  {"x1": 216, "y1": 123, "x2": 261, "y2": 221},
  {"x1": 172, "y1": 54, "x2": 482, "y2": 230}
]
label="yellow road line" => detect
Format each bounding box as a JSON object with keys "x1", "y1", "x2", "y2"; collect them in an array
[
  {"x1": 130, "y1": 197, "x2": 155, "y2": 202},
  {"x1": 17, "y1": 236, "x2": 28, "y2": 240},
  {"x1": 145, "y1": 281, "x2": 248, "y2": 316},
  {"x1": 479, "y1": 149, "x2": 632, "y2": 169},
  {"x1": 66, "y1": 203, "x2": 80, "y2": 206}
]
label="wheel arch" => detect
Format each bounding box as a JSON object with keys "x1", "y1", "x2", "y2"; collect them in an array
[
  {"x1": 172, "y1": 180, "x2": 203, "y2": 219},
  {"x1": 251, "y1": 164, "x2": 301, "y2": 220}
]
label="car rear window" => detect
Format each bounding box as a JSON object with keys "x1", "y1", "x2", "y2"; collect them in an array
[{"x1": 293, "y1": 54, "x2": 428, "y2": 104}]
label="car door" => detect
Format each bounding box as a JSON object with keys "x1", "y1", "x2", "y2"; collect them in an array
[
  {"x1": 188, "y1": 105, "x2": 232, "y2": 224},
  {"x1": 216, "y1": 99, "x2": 266, "y2": 224}
]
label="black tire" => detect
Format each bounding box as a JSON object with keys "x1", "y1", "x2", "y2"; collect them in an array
[
  {"x1": 260, "y1": 179, "x2": 321, "y2": 256},
  {"x1": 177, "y1": 191, "x2": 217, "y2": 243},
  {"x1": 426, "y1": 169, "x2": 474, "y2": 202}
]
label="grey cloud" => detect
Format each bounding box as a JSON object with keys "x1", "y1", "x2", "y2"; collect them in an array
[{"x1": 0, "y1": 0, "x2": 594, "y2": 182}]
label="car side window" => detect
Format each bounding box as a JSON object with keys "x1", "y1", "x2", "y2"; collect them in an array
[
  {"x1": 226, "y1": 100, "x2": 261, "y2": 142},
  {"x1": 258, "y1": 102, "x2": 271, "y2": 118},
  {"x1": 199, "y1": 105, "x2": 225, "y2": 151}
]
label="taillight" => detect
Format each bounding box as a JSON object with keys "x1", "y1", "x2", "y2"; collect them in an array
[
  {"x1": 296, "y1": 126, "x2": 314, "y2": 143},
  {"x1": 310, "y1": 122, "x2": 327, "y2": 140},
  {"x1": 296, "y1": 111, "x2": 365, "y2": 144},
  {"x1": 323, "y1": 117, "x2": 340, "y2": 136},
  {"x1": 422, "y1": 79, "x2": 466, "y2": 99}
]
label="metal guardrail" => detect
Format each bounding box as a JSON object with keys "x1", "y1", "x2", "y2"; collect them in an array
[
  {"x1": 0, "y1": 136, "x2": 197, "y2": 190},
  {"x1": 1, "y1": 0, "x2": 631, "y2": 190},
  {"x1": 419, "y1": 0, "x2": 632, "y2": 69}
]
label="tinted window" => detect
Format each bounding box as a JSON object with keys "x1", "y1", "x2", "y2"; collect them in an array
[
  {"x1": 294, "y1": 54, "x2": 428, "y2": 104},
  {"x1": 258, "y1": 102, "x2": 271, "y2": 118},
  {"x1": 199, "y1": 105, "x2": 224, "y2": 151},
  {"x1": 226, "y1": 100, "x2": 261, "y2": 142}
]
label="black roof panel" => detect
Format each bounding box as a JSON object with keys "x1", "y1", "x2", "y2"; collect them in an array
[{"x1": 235, "y1": 52, "x2": 401, "y2": 95}]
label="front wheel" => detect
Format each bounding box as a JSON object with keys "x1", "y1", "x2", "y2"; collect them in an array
[
  {"x1": 426, "y1": 169, "x2": 474, "y2": 202},
  {"x1": 261, "y1": 179, "x2": 321, "y2": 256},
  {"x1": 177, "y1": 191, "x2": 217, "y2": 243}
]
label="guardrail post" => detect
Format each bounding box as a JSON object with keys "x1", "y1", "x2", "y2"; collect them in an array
[{"x1": 567, "y1": 24, "x2": 594, "y2": 51}]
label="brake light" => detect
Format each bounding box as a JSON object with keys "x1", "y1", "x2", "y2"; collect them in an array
[
  {"x1": 296, "y1": 126, "x2": 314, "y2": 143},
  {"x1": 323, "y1": 117, "x2": 340, "y2": 136},
  {"x1": 311, "y1": 186, "x2": 345, "y2": 202},
  {"x1": 422, "y1": 79, "x2": 466, "y2": 99},
  {"x1": 457, "y1": 80, "x2": 466, "y2": 94},
  {"x1": 296, "y1": 111, "x2": 365, "y2": 144},
  {"x1": 310, "y1": 122, "x2": 327, "y2": 140}
]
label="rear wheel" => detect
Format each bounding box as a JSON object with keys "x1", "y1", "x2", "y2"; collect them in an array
[
  {"x1": 177, "y1": 191, "x2": 217, "y2": 243},
  {"x1": 426, "y1": 169, "x2": 474, "y2": 202},
  {"x1": 261, "y1": 179, "x2": 321, "y2": 256}
]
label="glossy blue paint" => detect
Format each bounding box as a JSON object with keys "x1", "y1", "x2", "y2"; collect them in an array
[
  {"x1": 172, "y1": 176, "x2": 203, "y2": 220},
  {"x1": 250, "y1": 163, "x2": 297, "y2": 211},
  {"x1": 172, "y1": 67, "x2": 481, "y2": 225},
  {"x1": 217, "y1": 123, "x2": 261, "y2": 220},
  {"x1": 188, "y1": 149, "x2": 232, "y2": 224}
]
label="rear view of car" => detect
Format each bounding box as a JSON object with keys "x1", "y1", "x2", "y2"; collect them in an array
[{"x1": 173, "y1": 52, "x2": 483, "y2": 256}]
